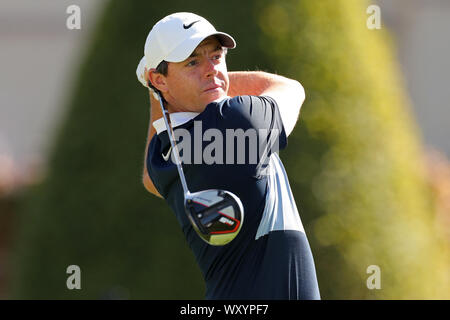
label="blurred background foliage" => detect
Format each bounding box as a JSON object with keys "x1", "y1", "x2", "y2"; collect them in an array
[{"x1": 5, "y1": 0, "x2": 450, "y2": 299}]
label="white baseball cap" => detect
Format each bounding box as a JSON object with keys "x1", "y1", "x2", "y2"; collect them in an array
[
  {"x1": 145, "y1": 12, "x2": 236, "y2": 69},
  {"x1": 136, "y1": 12, "x2": 236, "y2": 90}
]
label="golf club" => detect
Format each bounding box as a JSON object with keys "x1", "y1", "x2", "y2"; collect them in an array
[{"x1": 155, "y1": 91, "x2": 244, "y2": 246}]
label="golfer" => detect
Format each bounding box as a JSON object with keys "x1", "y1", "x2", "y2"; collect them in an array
[{"x1": 137, "y1": 12, "x2": 320, "y2": 299}]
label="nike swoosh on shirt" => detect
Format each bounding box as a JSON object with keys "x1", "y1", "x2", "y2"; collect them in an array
[
  {"x1": 162, "y1": 146, "x2": 172, "y2": 161},
  {"x1": 183, "y1": 20, "x2": 200, "y2": 29}
]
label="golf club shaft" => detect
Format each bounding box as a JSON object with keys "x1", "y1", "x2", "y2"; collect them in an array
[{"x1": 156, "y1": 93, "x2": 190, "y2": 197}]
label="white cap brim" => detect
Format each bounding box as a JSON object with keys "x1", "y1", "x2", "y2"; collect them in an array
[{"x1": 164, "y1": 32, "x2": 235, "y2": 63}]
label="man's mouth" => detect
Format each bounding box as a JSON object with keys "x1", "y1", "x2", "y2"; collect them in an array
[{"x1": 204, "y1": 84, "x2": 221, "y2": 92}]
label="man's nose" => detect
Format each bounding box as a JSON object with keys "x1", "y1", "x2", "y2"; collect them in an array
[{"x1": 204, "y1": 58, "x2": 218, "y2": 78}]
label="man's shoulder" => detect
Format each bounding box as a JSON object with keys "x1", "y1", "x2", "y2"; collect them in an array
[
  {"x1": 216, "y1": 95, "x2": 276, "y2": 105},
  {"x1": 210, "y1": 95, "x2": 277, "y2": 116}
]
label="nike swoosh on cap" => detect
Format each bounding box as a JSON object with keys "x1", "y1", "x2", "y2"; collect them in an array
[
  {"x1": 162, "y1": 146, "x2": 172, "y2": 161},
  {"x1": 183, "y1": 20, "x2": 200, "y2": 29}
]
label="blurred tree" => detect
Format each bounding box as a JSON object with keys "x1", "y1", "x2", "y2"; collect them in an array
[
  {"x1": 252, "y1": 0, "x2": 450, "y2": 298},
  {"x1": 10, "y1": 0, "x2": 450, "y2": 299},
  {"x1": 10, "y1": 0, "x2": 209, "y2": 299}
]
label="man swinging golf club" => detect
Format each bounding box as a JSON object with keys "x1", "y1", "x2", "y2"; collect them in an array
[{"x1": 137, "y1": 12, "x2": 320, "y2": 299}]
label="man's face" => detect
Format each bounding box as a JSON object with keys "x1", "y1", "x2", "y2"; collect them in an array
[{"x1": 159, "y1": 36, "x2": 229, "y2": 113}]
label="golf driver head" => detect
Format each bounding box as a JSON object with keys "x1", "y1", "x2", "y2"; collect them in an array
[{"x1": 185, "y1": 189, "x2": 244, "y2": 246}]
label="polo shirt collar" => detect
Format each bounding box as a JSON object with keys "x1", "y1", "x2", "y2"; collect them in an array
[
  {"x1": 152, "y1": 96, "x2": 230, "y2": 135},
  {"x1": 152, "y1": 112, "x2": 199, "y2": 135}
]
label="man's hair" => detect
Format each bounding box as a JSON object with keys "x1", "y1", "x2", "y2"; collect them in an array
[{"x1": 155, "y1": 60, "x2": 169, "y2": 76}]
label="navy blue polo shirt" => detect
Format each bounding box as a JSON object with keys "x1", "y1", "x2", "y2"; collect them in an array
[{"x1": 146, "y1": 95, "x2": 320, "y2": 299}]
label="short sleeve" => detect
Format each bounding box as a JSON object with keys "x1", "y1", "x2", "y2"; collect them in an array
[
  {"x1": 219, "y1": 95, "x2": 287, "y2": 151},
  {"x1": 214, "y1": 95, "x2": 287, "y2": 175}
]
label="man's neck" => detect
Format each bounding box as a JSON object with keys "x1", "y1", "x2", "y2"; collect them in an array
[
  {"x1": 148, "y1": 93, "x2": 230, "y2": 137},
  {"x1": 166, "y1": 95, "x2": 230, "y2": 113}
]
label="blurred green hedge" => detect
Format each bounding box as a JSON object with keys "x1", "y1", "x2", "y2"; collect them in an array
[
  {"x1": 255, "y1": 0, "x2": 450, "y2": 298},
  {"x1": 10, "y1": 0, "x2": 450, "y2": 299}
]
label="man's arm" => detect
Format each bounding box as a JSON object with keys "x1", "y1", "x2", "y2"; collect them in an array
[
  {"x1": 228, "y1": 71, "x2": 305, "y2": 136},
  {"x1": 143, "y1": 71, "x2": 304, "y2": 198},
  {"x1": 142, "y1": 90, "x2": 164, "y2": 199}
]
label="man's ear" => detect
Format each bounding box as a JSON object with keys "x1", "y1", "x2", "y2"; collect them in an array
[{"x1": 148, "y1": 69, "x2": 168, "y2": 93}]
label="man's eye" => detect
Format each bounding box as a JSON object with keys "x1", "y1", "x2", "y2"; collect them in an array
[{"x1": 187, "y1": 60, "x2": 197, "y2": 66}]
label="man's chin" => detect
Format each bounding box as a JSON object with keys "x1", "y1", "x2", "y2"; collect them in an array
[
  {"x1": 203, "y1": 89, "x2": 227, "y2": 104},
  {"x1": 212, "y1": 96, "x2": 230, "y2": 104}
]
